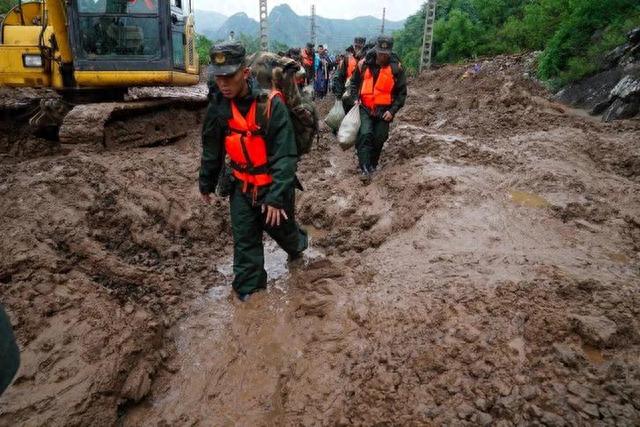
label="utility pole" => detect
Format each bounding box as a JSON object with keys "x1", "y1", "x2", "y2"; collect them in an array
[
  {"x1": 420, "y1": 0, "x2": 437, "y2": 72},
  {"x1": 310, "y1": 4, "x2": 317, "y2": 46},
  {"x1": 381, "y1": 7, "x2": 386, "y2": 34},
  {"x1": 259, "y1": 0, "x2": 268, "y2": 52}
]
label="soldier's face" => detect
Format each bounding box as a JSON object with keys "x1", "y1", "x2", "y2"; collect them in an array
[
  {"x1": 215, "y1": 67, "x2": 250, "y2": 99},
  {"x1": 354, "y1": 43, "x2": 363, "y2": 52},
  {"x1": 376, "y1": 53, "x2": 390, "y2": 66}
]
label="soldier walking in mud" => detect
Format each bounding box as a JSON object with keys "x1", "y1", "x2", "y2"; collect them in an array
[
  {"x1": 199, "y1": 42, "x2": 308, "y2": 301},
  {"x1": 333, "y1": 36, "x2": 367, "y2": 112},
  {"x1": 349, "y1": 35, "x2": 407, "y2": 183}
]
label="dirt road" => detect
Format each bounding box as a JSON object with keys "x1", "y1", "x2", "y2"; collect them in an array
[{"x1": 1, "y1": 55, "x2": 639, "y2": 426}]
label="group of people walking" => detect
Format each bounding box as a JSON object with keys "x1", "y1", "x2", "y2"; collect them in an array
[
  {"x1": 200, "y1": 35, "x2": 407, "y2": 301},
  {"x1": 281, "y1": 42, "x2": 336, "y2": 98}
]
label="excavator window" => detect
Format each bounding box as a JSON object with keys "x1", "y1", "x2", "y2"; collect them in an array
[
  {"x1": 76, "y1": 0, "x2": 161, "y2": 58},
  {"x1": 77, "y1": 0, "x2": 158, "y2": 14}
]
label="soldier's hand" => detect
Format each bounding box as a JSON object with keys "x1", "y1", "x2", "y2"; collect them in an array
[
  {"x1": 200, "y1": 193, "x2": 213, "y2": 204},
  {"x1": 382, "y1": 111, "x2": 394, "y2": 122},
  {"x1": 262, "y1": 204, "x2": 289, "y2": 227}
]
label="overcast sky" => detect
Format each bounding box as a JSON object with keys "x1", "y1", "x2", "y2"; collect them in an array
[{"x1": 193, "y1": 0, "x2": 423, "y2": 22}]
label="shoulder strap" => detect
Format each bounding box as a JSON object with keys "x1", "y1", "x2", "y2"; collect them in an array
[
  {"x1": 390, "y1": 62, "x2": 402, "y2": 77},
  {"x1": 358, "y1": 58, "x2": 366, "y2": 73},
  {"x1": 266, "y1": 90, "x2": 285, "y2": 119},
  {"x1": 255, "y1": 89, "x2": 285, "y2": 136}
]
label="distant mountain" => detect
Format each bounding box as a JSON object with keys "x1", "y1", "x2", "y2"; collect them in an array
[
  {"x1": 207, "y1": 4, "x2": 405, "y2": 51},
  {"x1": 193, "y1": 10, "x2": 228, "y2": 39},
  {"x1": 213, "y1": 12, "x2": 260, "y2": 42}
]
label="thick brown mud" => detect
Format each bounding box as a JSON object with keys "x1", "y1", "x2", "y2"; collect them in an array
[{"x1": 1, "y1": 56, "x2": 640, "y2": 426}]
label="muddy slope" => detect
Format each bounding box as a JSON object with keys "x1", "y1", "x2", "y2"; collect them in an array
[
  {"x1": 1, "y1": 55, "x2": 640, "y2": 426},
  {"x1": 0, "y1": 108, "x2": 230, "y2": 425}
]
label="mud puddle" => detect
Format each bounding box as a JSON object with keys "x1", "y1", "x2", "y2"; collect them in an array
[
  {"x1": 123, "y1": 237, "x2": 325, "y2": 425},
  {"x1": 581, "y1": 344, "x2": 606, "y2": 365},
  {"x1": 509, "y1": 190, "x2": 551, "y2": 208}
]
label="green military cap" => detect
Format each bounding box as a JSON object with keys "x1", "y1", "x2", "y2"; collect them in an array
[
  {"x1": 375, "y1": 35, "x2": 394, "y2": 54},
  {"x1": 209, "y1": 42, "x2": 246, "y2": 76}
]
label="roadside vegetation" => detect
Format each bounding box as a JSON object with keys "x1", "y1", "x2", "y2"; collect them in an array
[{"x1": 393, "y1": 0, "x2": 640, "y2": 87}]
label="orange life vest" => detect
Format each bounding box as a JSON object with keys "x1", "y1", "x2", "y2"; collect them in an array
[
  {"x1": 360, "y1": 65, "x2": 395, "y2": 110},
  {"x1": 346, "y1": 55, "x2": 357, "y2": 79},
  {"x1": 225, "y1": 98, "x2": 275, "y2": 192},
  {"x1": 301, "y1": 49, "x2": 314, "y2": 67}
]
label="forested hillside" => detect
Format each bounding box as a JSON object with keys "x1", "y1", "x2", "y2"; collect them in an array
[
  {"x1": 394, "y1": 0, "x2": 640, "y2": 85},
  {"x1": 0, "y1": 0, "x2": 16, "y2": 14}
]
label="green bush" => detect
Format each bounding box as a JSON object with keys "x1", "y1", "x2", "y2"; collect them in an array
[
  {"x1": 195, "y1": 34, "x2": 213, "y2": 65},
  {"x1": 1, "y1": 0, "x2": 18, "y2": 15},
  {"x1": 434, "y1": 9, "x2": 481, "y2": 63},
  {"x1": 393, "y1": 0, "x2": 640, "y2": 83},
  {"x1": 392, "y1": 3, "x2": 427, "y2": 71},
  {"x1": 538, "y1": 0, "x2": 640, "y2": 81}
]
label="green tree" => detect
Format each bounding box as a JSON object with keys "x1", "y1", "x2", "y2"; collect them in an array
[
  {"x1": 434, "y1": 9, "x2": 481, "y2": 62},
  {"x1": 394, "y1": 0, "x2": 640, "y2": 83},
  {"x1": 237, "y1": 33, "x2": 260, "y2": 55},
  {"x1": 270, "y1": 40, "x2": 290, "y2": 54},
  {"x1": 392, "y1": 3, "x2": 427, "y2": 71},
  {"x1": 1, "y1": 0, "x2": 18, "y2": 15},
  {"x1": 538, "y1": 0, "x2": 640, "y2": 82},
  {"x1": 195, "y1": 33, "x2": 213, "y2": 65}
]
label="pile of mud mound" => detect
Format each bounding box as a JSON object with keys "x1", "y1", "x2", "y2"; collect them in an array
[
  {"x1": 0, "y1": 134, "x2": 232, "y2": 425},
  {"x1": 399, "y1": 54, "x2": 640, "y2": 179},
  {"x1": 235, "y1": 57, "x2": 639, "y2": 425},
  {"x1": 399, "y1": 54, "x2": 554, "y2": 139}
]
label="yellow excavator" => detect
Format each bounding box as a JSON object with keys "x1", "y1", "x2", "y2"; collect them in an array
[{"x1": 0, "y1": 0, "x2": 205, "y2": 147}]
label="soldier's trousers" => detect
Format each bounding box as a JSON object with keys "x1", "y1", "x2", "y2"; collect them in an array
[
  {"x1": 356, "y1": 106, "x2": 390, "y2": 169},
  {"x1": 229, "y1": 183, "x2": 308, "y2": 295},
  {"x1": 0, "y1": 304, "x2": 19, "y2": 395}
]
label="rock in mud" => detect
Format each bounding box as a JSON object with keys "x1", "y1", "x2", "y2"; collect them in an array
[
  {"x1": 457, "y1": 402, "x2": 475, "y2": 420},
  {"x1": 476, "y1": 411, "x2": 493, "y2": 426},
  {"x1": 601, "y1": 72, "x2": 640, "y2": 122},
  {"x1": 569, "y1": 315, "x2": 619, "y2": 348},
  {"x1": 553, "y1": 343, "x2": 583, "y2": 368}
]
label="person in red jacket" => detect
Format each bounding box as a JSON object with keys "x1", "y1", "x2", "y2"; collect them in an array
[
  {"x1": 300, "y1": 42, "x2": 316, "y2": 85},
  {"x1": 349, "y1": 35, "x2": 407, "y2": 183},
  {"x1": 332, "y1": 36, "x2": 366, "y2": 110}
]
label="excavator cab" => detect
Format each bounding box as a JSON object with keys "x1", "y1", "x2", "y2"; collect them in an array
[
  {"x1": 0, "y1": 0, "x2": 199, "y2": 89},
  {"x1": 0, "y1": 0, "x2": 204, "y2": 147}
]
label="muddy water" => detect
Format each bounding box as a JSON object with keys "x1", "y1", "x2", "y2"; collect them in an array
[
  {"x1": 509, "y1": 190, "x2": 550, "y2": 208},
  {"x1": 582, "y1": 344, "x2": 606, "y2": 365},
  {"x1": 124, "y1": 239, "x2": 324, "y2": 426}
]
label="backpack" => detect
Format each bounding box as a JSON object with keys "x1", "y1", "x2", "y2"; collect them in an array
[{"x1": 248, "y1": 52, "x2": 318, "y2": 156}]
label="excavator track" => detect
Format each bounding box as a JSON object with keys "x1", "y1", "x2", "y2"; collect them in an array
[
  {"x1": 59, "y1": 97, "x2": 208, "y2": 148},
  {"x1": 1, "y1": 87, "x2": 209, "y2": 151}
]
